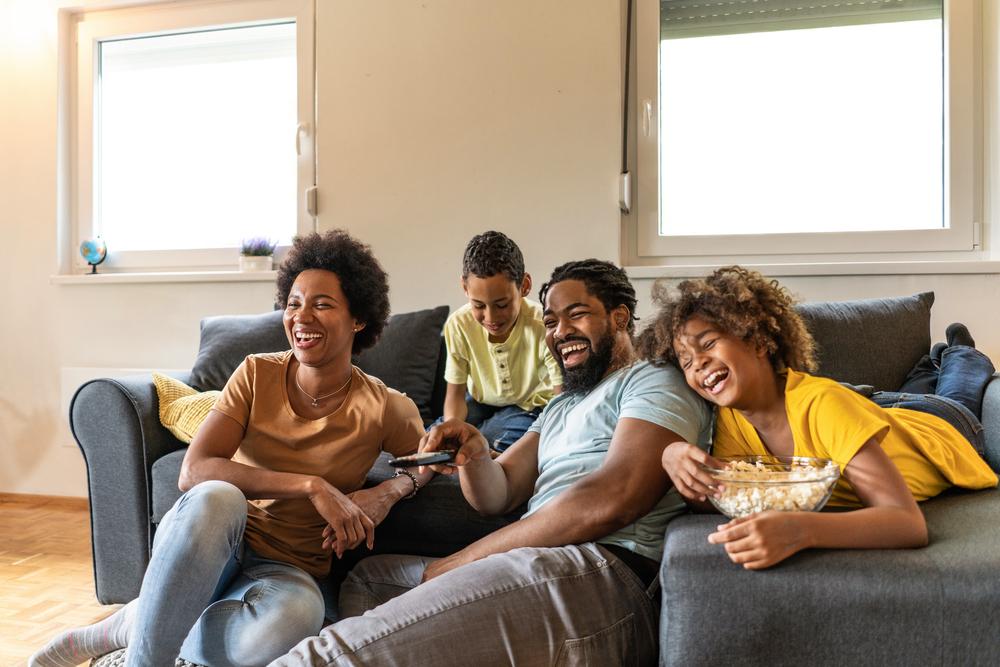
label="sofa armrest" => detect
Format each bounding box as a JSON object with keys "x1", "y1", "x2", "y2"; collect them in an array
[
  {"x1": 70, "y1": 373, "x2": 188, "y2": 603},
  {"x1": 979, "y1": 373, "x2": 1000, "y2": 472}
]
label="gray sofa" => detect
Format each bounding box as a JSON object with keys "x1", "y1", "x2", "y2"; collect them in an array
[{"x1": 71, "y1": 292, "x2": 1000, "y2": 665}]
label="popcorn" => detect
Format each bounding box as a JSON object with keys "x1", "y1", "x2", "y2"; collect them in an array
[{"x1": 709, "y1": 459, "x2": 837, "y2": 518}]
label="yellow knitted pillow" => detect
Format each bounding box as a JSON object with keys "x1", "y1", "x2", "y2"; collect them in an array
[{"x1": 152, "y1": 373, "x2": 221, "y2": 443}]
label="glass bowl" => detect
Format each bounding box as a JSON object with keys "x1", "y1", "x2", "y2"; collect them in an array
[{"x1": 703, "y1": 456, "x2": 840, "y2": 519}]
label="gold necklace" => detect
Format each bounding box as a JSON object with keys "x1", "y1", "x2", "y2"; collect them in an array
[{"x1": 295, "y1": 371, "x2": 353, "y2": 408}]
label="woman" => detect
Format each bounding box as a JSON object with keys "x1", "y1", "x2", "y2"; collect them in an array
[{"x1": 32, "y1": 230, "x2": 433, "y2": 667}]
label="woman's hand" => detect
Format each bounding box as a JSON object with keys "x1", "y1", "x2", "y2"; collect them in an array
[
  {"x1": 346, "y1": 486, "x2": 395, "y2": 527},
  {"x1": 419, "y1": 419, "x2": 491, "y2": 475},
  {"x1": 662, "y1": 441, "x2": 723, "y2": 502},
  {"x1": 308, "y1": 479, "x2": 375, "y2": 559},
  {"x1": 708, "y1": 511, "x2": 811, "y2": 569}
]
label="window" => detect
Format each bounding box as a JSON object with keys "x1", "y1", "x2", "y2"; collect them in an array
[
  {"x1": 71, "y1": 0, "x2": 314, "y2": 272},
  {"x1": 632, "y1": 0, "x2": 979, "y2": 262}
]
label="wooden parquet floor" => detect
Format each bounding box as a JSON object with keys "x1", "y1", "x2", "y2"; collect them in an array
[{"x1": 0, "y1": 494, "x2": 120, "y2": 666}]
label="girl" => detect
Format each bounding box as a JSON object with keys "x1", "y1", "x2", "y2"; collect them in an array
[{"x1": 638, "y1": 266, "x2": 997, "y2": 570}]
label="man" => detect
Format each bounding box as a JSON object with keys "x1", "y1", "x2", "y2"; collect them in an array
[{"x1": 273, "y1": 259, "x2": 712, "y2": 666}]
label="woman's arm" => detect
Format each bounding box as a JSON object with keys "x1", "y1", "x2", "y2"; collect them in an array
[
  {"x1": 708, "y1": 437, "x2": 927, "y2": 569},
  {"x1": 443, "y1": 382, "x2": 469, "y2": 422},
  {"x1": 180, "y1": 410, "x2": 375, "y2": 557}
]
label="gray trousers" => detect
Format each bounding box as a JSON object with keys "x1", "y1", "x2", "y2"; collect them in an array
[{"x1": 270, "y1": 543, "x2": 659, "y2": 666}]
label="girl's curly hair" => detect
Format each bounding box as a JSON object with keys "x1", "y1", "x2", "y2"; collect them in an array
[
  {"x1": 275, "y1": 230, "x2": 390, "y2": 354},
  {"x1": 636, "y1": 266, "x2": 818, "y2": 373}
]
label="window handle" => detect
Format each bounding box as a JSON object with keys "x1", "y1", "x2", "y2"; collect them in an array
[
  {"x1": 642, "y1": 100, "x2": 652, "y2": 137},
  {"x1": 295, "y1": 122, "x2": 311, "y2": 156}
]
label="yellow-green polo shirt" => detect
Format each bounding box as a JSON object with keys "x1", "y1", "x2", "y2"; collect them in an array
[{"x1": 443, "y1": 298, "x2": 562, "y2": 411}]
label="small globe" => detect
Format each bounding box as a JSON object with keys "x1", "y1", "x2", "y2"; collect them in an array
[{"x1": 80, "y1": 238, "x2": 107, "y2": 266}]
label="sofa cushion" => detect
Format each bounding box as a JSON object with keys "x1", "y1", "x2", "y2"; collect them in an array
[
  {"x1": 189, "y1": 310, "x2": 289, "y2": 391},
  {"x1": 152, "y1": 373, "x2": 220, "y2": 443},
  {"x1": 151, "y1": 449, "x2": 186, "y2": 523},
  {"x1": 353, "y1": 305, "x2": 449, "y2": 422},
  {"x1": 797, "y1": 292, "x2": 933, "y2": 391}
]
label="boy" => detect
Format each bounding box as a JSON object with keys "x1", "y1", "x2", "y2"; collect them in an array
[{"x1": 441, "y1": 231, "x2": 562, "y2": 452}]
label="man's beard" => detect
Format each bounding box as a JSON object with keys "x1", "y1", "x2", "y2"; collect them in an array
[{"x1": 559, "y1": 330, "x2": 616, "y2": 394}]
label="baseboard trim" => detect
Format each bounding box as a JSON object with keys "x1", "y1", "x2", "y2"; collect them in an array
[{"x1": 0, "y1": 493, "x2": 89, "y2": 510}]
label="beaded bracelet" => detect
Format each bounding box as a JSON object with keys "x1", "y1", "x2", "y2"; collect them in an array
[{"x1": 393, "y1": 468, "x2": 420, "y2": 499}]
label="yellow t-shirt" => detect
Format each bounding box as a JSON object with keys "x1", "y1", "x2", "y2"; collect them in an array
[
  {"x1": 212, "y1": 351, "x2": 423, "y2": 577},
  {"x1": 713, "y1": 368, "x2": 997, "y2": 507},
  {"x1": 443, "y1": 298, "x2": 562, "y2": 411}
]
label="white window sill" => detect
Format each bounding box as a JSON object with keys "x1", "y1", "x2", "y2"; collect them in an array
[
  {"x1": 625, "y1": 260, "x2": 1000, "y2": 279},
  {"x1": 50, "y1": 270, "x2": 277, "y2": 285}
]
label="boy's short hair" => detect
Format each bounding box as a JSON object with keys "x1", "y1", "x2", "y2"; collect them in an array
[
  {"x1": 538, "y1": 259, "x2": 639, "y2": 334},
  {"x1": 462, "y1": 231, "x2": 525, "y2": 283},
  {"x1": 637, "y1": 265, "x2": 818, "y2": 372}
]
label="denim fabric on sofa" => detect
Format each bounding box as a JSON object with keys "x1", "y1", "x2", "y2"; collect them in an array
[{"x1": 72, "y1": 292, "x2": 1000, "y2": 665}]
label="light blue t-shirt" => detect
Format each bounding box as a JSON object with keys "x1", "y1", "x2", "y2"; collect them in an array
[{"x1": 524, "y1": 360, "x2": 712, "y2": 561}]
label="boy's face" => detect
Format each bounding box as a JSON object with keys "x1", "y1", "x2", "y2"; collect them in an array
[
  {"x1": 673, "y1": 316, "x2": 772, "y2": 409},
  {"x1": 463, "y1": 273, "x2": 531, "y2": 343}
]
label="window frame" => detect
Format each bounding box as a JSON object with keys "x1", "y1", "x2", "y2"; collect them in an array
[
  {"x1": 631, "y1": 0, "x2": 980, "y2": 263},
  {"x1": 70, "y1": 0, "x2": 315, "y2": 273}
]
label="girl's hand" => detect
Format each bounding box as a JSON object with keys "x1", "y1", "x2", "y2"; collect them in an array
[
  {"x1": 662, "y1": 442, "x2": 723, "y2": 502},
  {"x1": 708, "y1": 511, "x2": 811, "y2": 569},
  {"x1": 308, "y1": 480, "x2": 375, "y2": 558}
]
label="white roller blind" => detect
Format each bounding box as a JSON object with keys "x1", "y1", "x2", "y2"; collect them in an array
[{"x1": 661, "y1": 0, "x2": 943, "y2": 39}]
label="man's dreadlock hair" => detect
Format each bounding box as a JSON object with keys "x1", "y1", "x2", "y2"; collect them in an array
[
  {"x1": 636, "y1": 265, "x2": 818, "y2": 373},
  {"x1": 461, "y1": 231, "x2": 525, "y2": 283},
  {"x1": 538, "y1": 259, "x2": 638, "y2": 333}
]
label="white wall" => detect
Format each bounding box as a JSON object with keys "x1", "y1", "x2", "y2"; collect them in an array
[{"x1": 2, "y1": 0, "x2": 999, "y2": 498}]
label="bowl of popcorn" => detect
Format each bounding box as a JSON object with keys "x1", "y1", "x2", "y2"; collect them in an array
[{"x1": 704, "y1": 456, "x2": 840, "y2": 519}]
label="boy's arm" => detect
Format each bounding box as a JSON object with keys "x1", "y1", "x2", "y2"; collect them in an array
[
  {"x1": 708, "y1": 437, "x2": 927, "y2": 569},
  {"x1": 443, "y1": 382, "x2": 468, "y2": 422}
]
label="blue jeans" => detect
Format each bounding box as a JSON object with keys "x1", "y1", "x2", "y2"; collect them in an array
[
  {"x1": 871, "y1": 345, "x2": 994, "y2": 459},
  {"x1": 271, "y1": 543, "x2": 659, "y2": 666},
  {"x1": 430, "y1": 395, "x2": 543, "y2": 452},
  {"x1": 128, "y1": 481, "x2": 325, "y2": 667}
]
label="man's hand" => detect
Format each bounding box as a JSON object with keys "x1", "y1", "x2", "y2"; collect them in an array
[
  {"x1": 661, "y1": 441, "x2": 723, "y2": 502},
  {"x1": 308, "y1": 480, "x2": 374, "y2": 558},
  {"x1": 708, "y1": 511, "x2": 811, "y2": 569},
  {"x1": 419, "y1": 419, "x2": 491, "y2": 475},
  {"x1": 421, "y1": 548, "x2": 476, "y2": 582}
]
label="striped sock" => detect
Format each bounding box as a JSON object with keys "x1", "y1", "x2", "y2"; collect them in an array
[{"x1": 30, "y1": 600, "x2": 135, "y2": 667}]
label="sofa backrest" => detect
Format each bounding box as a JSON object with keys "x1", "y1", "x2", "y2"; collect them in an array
[
  {"x1": 188, "y1": 306, "x2": 450, "y2": 422},
  {"x1": 796, "y1": 292, "x2": 933, "y2": 391}
]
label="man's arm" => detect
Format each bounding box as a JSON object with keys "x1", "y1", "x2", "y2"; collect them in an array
[
  {"x1": 423, "y1": 417, "x2": 683, "y2": 580},
  {"x1": 421, "y1": 419, "x2": 540, "y2": 515}
]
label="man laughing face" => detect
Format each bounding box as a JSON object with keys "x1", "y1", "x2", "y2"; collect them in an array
[{"x1": 542, "y1": 277, "x2": 634, "y2": 393}]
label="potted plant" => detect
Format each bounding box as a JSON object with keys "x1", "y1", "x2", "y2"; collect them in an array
[{"x1": 239, "y1": 237, "x2": 277, "y2": 271}]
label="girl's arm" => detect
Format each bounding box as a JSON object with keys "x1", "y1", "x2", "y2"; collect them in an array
[{"x1": 708, "y1": 437, "x2": 927, "y2": 569}]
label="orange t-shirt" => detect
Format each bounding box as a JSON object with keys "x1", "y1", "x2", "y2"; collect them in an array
[{"x1": 212, "y1": 351, "x2": 423, "y2": 577}]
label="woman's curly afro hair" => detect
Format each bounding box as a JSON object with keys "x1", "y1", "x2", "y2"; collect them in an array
[
  {"x1": 636, "y1": 265, "x2": 818, "y2": 373},
  {"x1": 275, "y1": 230, "x2": 390, "y2": 355}
]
